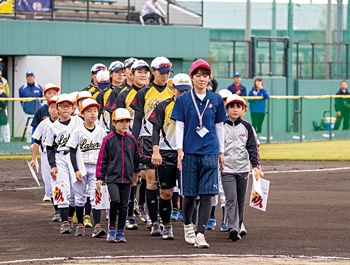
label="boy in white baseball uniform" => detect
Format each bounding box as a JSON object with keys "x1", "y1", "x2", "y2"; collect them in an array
[
  {"x1": 45, "y1": 94, "x2": 83, "y2": 234},
  {"x1": 30, "y1": 96, "x2": 60, "y2": 222},
  {"x1": 67, "y1": 98, "x2": 107, "y2": 237}
]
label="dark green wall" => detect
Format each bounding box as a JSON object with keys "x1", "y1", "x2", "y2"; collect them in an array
[{"x1": 0, "y1": 20, "x2": 210, "y2": 58}]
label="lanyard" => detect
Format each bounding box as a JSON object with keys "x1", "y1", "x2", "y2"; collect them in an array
[{"x1": 190, "y1": 89, "x2": 210, "y2": 126}]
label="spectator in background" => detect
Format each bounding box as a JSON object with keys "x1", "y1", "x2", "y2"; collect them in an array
[
  {"x1": 334, "y1": 81, "x2": 350, "y2": 130},
  {"x1": 207, "y1": 73, "x2": 218, "y2": 92},
  {"x1": 0, "y1": 77, "x2": 8, "y2": 142},
  {"x1": 18, "y1": 71, "x2": 43, "y2": 115},
  {"x1": 227, "y1": 72, "x2": 246, "y2": 96},
  {"x1": 248, "y1": 77, "x2": 269, "y2": 134},
  {"x1": 141, "y1": 0, "x2": 167, "y2": 24},
  {"x1": 0, "y1": 66, "x2": 11, "y2": 142}
]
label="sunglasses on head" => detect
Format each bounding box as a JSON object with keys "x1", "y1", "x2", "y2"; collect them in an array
[
  {"x1": 157, "y1": 62, "x2": 172, "y2": 68},
  {"x1": 111, "y1": 63, "x2": 124, "y2": 72},
  {"x1": 124, "y1": 59, "x2": 137, "y2": 67}
]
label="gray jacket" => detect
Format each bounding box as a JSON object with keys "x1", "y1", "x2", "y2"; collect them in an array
[{"x1": 223, "y1": 118, "x2": 260, "y2": 173}]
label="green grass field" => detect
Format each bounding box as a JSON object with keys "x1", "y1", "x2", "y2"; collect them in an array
[
  {"x1": 259, "y1": 140, "x2": 350, "y2": 161},
  {"x1": 0, "y1": 140, "x2": 349, "y2": 161}
]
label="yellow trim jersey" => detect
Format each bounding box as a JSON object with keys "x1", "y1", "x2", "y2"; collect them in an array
[
  {"x1": 104, "y1": 83, "x2": 130, "y2": 113},
  {"x1": 148, "y1": 96, "x2": 176, "y2": 150},
  {"x1": 130, "y1": 83, "x2": 174, "y2": 137}
]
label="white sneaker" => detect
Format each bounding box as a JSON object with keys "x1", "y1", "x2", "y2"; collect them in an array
[
  {"x1": 240, "y1": 223, "x2": 247, "y2": 237},
  {"x1": 42, "y1": 194, "x2": 51, "y2": 202},
  {"x1": 184, "y1": 224, "x2": 195, "y2": 245},
  {"x1": 194, "y1": 232, "x2": 209, "y2": 248}
]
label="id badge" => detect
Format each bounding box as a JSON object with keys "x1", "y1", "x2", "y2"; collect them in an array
[{"x1": 196, "y1": 125, "x2": 209, "y2": 138}]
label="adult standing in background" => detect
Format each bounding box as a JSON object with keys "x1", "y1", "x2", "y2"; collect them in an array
[
  {"x1": 227, "y1": 72, "x2": 246, "y2": 96},
  {"x1": 18, "y1": 71, "x2": 43, "y2": 115},
  {"x1": 0, "y1": 66, "x2": 11, "y2": 142},
  {"x1": 141, "y1": 0, "x2": 167, "y2": 24},
  {"x1": 248, "y1": 77, "x2": 269, "y2": 134},
  {"x1": 334, "y1": 81, "x2": 350, "y2": 130}
]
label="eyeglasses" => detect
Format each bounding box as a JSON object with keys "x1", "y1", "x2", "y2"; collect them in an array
[
  {"x1": 58, "y1": 104, "x2": 72, "y2": 109},
  {"x1": 157, "y1": 62, "x2": 172, "y2": 69}
]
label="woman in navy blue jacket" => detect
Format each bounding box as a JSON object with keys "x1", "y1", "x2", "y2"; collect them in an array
[{"x1": 248, "y1": 78, "x2": 269, "y2": 134}]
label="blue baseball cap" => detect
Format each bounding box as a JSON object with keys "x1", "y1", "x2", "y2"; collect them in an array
[
  {"x1": 233, "y1": 72, "x2": 241, "y2": 78},
  {"x1": 26, "y1": 71, "x2": 35, "y2": 77},
  {"x1": 0, "y1": 66, "x2": 2, "y2": 72}
]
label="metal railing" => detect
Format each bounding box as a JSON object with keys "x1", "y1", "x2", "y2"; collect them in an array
[
  {"x1": 209, "y1": 37, "x2": 350, "y2": 80},
  {"x1": 0, "y1": 0, "x2": 203, "y2": 26}
]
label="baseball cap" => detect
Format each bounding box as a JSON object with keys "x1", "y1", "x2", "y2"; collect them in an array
[
  {"x1": 80, "y1": 98, "x2": 100, "y2": 113},
  {"x1": 218, "y1": 89, "x2": 232, "y2": 99},
  {"x1": 112, "y1": 108, "x2": 133, "y2": 121},
  {"x1": 26, "y1": 71, "x2": 35, "y2": 77},
  {"x1": 47, "y1": 95, "x2": 59, "y2": 105},
  {"x1": 69, "y1": 92, "x2": 79, "y2": 103},
  {"x1": 43, "y1": 83, "x2": 60, "y2": 94},
  {"x1": 172, "y1": 73, "x2": 192, "y2": 92},
  {"x1": 131, "y1": 60, "x2": 150, "y2": 72},
  {"x1": 91, "y1": 63, "x2": 107, "y2": 74},
  {"x1": 56, "y1": 94, "x2": 74, "y2": 106},
  {"x1": 151, "y1": 56, "x2": 173, "y2": 74},
  {"x1": 76, "y1": 91, "x2": 93, "y2": 102},
  {"x1": 96, "y1": 70, "x2": 111, "y2": 90},
  {"x1": 225, "y1": 94, "x2": 247, "y2": 108},
  {"x1": 190, "y1": 59, "x2": 211, "y2": 75},
  {"x1": 233, "y1": 72, "x2": 242, "y2": 78},
  {"x1": 109, "y1": 61, "x2": 124, "y2": 73},
  {"x1": 124, "y1": 58, "x2": 138, "y2": 68},
  {"x1": 0, "y1": 66, "x2": 2, "y2": 72}
]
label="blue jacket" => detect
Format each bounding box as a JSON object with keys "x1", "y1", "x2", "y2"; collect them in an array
[
  {"x1": 18, "y1": 82, "x2": 43, "y2": 115},
  {"x1": 248, "y1": 87, "x2": 269, "y2": 114},
  {"x1": 227, "y1": 83, "x2": 247, "y2": 96}
]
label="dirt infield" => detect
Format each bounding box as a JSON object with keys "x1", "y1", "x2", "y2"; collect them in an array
[{"x1": 0, "y1": 160, "x2": 349, "y2": 264}]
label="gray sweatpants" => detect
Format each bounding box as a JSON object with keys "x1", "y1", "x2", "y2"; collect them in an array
[{"x1": 221, "y1": 172, "x2": 249, "y2": 232}]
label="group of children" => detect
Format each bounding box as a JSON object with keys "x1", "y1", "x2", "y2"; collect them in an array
[{"x1": 28, "y1": 57, "x2": 262, "y2": 248}]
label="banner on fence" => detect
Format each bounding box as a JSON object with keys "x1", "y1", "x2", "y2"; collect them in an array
[
  {"x1": 16, "y1": 0, "x2": 51, "y2": 12},
  {"x1": 0, "y1": 0, "x2": 13, "y2": 13}
]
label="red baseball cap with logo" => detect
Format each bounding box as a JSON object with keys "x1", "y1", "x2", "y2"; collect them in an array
[{"x1": 190, "y1": 59, "x2": 212, "y2": 75}]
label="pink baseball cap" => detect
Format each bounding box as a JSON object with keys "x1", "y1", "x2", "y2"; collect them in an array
[{"x1": 190, "y1": 59, "x2": 212, "y2": 75}]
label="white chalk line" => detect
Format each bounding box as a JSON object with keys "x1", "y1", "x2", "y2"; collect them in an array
[
  {"x1": 1, "y1": 167, "x2": 349, "y2": 192},
  {"x1": 259, "y1": 167, "x2": 350, "y2": 174},
  {"x1": 0, "y1": 186, "x2": 43, "y2": 192},
  {"x1": 1, "y1": 253, "x2": 350, "y2": 264}
]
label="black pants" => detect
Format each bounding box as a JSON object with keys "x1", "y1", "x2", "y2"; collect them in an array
[
  {"x1": 334, "y1": 111, "x2": 350, "y2": 130},
  {"x1": 107, "y1": 183, "x2": 131, "y2": 230},
  {"x1": 251, "y1": 112, "x2": 265, "y2": 134}
]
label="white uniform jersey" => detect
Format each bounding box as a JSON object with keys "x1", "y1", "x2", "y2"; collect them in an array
[
  {"x1": 67, "y1": 124, "x2": 107, "y2": 165},
  {"x1": 45, "y1": 116, "x2": 83, "y2": 151},
  {"x1": 32, "y1": 117, "x2": 54, "y2": 153}
]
